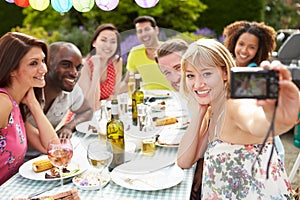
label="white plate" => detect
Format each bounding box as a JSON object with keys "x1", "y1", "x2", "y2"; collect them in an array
[
  {"x1": 19, "y1": 155, "x2": 88, "y2": 181},
  {"x1": 145, "y1": 90, "x2": 172, "y2": 100},
  {"x1": 155, "y1": 142, "x2": 178, "y2": 148},
  {"x1": 72, "y1": 169, "x2": 110, "y2": 190},
  {"x1": 76, "y1": 121, "x2": 99, "y2": 135},
  {"x1": 155, "y1": 128, "x2": 185, "y2": 148},
  {"x1": 110, "y1": 164, "x2": 184, "y2": 191}
]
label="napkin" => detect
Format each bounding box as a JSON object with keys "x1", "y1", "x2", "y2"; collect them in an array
[
  {"x1": 113, "y1": 155, "x2": 176, "y2": 174},
  {"x1": 13, "y1": 188, "x2": 81, "y2": 200}
]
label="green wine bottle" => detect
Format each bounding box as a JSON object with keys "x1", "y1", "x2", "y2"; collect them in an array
[
  {"x1": 132, "y1": 74, "x2": 144, "y2": 126},
  {"x1": 106, "y1": 99, "x2": 125, "y2": 171}
]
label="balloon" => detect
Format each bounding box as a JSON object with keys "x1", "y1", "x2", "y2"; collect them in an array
[
  {"x1": 96, "y1": 0, "x2": 119, "y2": 11},
  {"x1": 51, "y1": 0, "x2": 72, "y2": 13},
  {"x1": 14, "y1": 0, "x2": 29, "y2": 7},
  {"x1": 72, "y1": 0, "x2": 94, "y2": 12},
  {"x1": 135, "y1": 0, "x2": 159, "y2": 8},
  {"x1": 29, "y1": 0, "x2": 49, "y2": 11}
]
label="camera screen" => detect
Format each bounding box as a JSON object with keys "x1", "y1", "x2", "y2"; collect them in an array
[{"x1": 232, "y1": 73, "x2": 267, "y2": 98}]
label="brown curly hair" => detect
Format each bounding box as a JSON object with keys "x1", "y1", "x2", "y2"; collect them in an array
[{"x1": 223, "y1": 21, "x2": 276, "y2": 65}]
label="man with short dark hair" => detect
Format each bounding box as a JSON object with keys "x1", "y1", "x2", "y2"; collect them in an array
[
  {"x1": 26, "y1": 42, "x2": 93, "y2": 160},
  {"x1": 117, "y1": 16, "x2": 172, "y2": 93}
]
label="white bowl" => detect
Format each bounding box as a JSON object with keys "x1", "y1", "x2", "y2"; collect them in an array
[{"x1": 72, "y1": 169, "x2": 110, "y2": 190}]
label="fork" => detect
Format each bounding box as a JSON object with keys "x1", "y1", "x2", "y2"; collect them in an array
[
  {"x1": 124, "y1": 178, "x2": 145, "y2": 185},
  {"x1": 123, "y1": 178, "x2": 161, "y2": 188}
]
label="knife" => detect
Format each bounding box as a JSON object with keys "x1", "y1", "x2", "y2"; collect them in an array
[{"x1": 27, "y1": 178, "x2": 73, "y2": 199}]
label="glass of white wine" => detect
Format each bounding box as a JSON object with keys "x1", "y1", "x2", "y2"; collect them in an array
[{"x1": 87, "y1": 140, "x2": 113, "y2": 198}]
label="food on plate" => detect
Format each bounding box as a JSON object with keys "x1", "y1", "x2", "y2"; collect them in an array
[
  {"x1": 88, "y1": 124, "x2": 98, "y2": 133},
  {"x1": 155, "y1": 117, "x2": 178, "y2": 126},
  {"x1": 32, "y1": 158, "x2": 53, "y2": 173},
  {"x1": 158, "y1": 101, "x2": 165, "y2": 105},
  {"x1": 45, "y1": 166, "x2": 79, "y2": 179},
  {"x1": 38, "y1": 188, "x2": 80, "y2": 200}
]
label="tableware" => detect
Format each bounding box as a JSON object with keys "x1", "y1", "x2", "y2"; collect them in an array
[
  {"x1": 27, "y1": 178, "x2": 73, "y2": 198},
  {"x1": 113, "y1": 155, "x2": 175, "y2": 174},
  {"x1": 111, "y1": 163, "x2": 184, "y2": 191},
  {"x1": 19, "y1": 155, "x2": 87, "y2": 181},
  {"x1": 155, "y1": 142, "x2": 179, "y2": 148},
  {"x1": 87, "y1": 140, "x2": 113, "y2": 198},
  {"x1": 141, "y1": 138, "x2": 156, "y2": 156},
  {"x1": 156, "y1": 129, "x2": 185, "y2": 147},
  {"x1": 76, "y1": 121, "x2": 99, "y2": 135},
  {"x1": 137, "y1": 103, "x2": 147, "y2": 131},
  {"x1": 47, "y1": 138, "x2": 73, "y2": 187},
  {"x1": 125, "y1": 141, "x2": 136, "y2": 153},
  {"x1": 145, "y1": 90, "x2": 172, "y2": 100},
  {"x1": 72, "y1": 170, "x2": 110, "y2": 190},
  {"x1": 125, "y1": 126, "x2": 157, "y2": 149}
]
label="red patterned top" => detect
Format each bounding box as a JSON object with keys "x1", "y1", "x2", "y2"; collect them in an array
[{"x1": 87, "y1": 58, "x2": 116, "y2": 100}]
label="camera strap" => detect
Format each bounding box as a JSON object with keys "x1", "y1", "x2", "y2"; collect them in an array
[{"x1": 251, "y1": 100, "x2": 278, "y2": 179}]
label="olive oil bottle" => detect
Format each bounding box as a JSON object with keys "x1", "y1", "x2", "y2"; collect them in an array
[
  {"x1": 106, "y1": 99, "x2": 124, "y2": 171},
  {"x1": 132, "y1": 74, "x2": 144, "y2": 126}
]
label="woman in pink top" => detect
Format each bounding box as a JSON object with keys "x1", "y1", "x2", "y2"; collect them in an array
[
  {"x1": 0, "y1": 32, "x2": 58, "y2": 185},
  {"x1": 78, "y1": 24, "x2": 123, "y2": 110}
]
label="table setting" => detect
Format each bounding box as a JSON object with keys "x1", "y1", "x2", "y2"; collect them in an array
[{"x1": 0, "y1": 90, "x2": 195, "y2": 200}]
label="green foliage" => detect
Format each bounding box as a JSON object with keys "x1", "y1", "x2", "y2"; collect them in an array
[
  {"x1": 0, "y1": 1, "x2": 24, "y2": 37},
  {"x1": 197, "y1": 0, "x2": 266, "y2": 36},
  {"x1": 22, "y1": 7, "x2": 84, "y2": 32},
  {"x1": 81, "y1": 0, "x2": 206, "y2": 32},
  {"x1": 57, "y1": 26, "x2": 92, "y2": 56},
  {"x1": 11, "y1": 24, "x2": 59, "y2": 45},
  {"x1": 265, "y1": 0, "x2": 300, "y2": 30}
]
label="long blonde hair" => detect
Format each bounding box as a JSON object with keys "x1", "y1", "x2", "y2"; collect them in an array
[{"x1": 180, "y1": 38, "x2": 236, "y2": 136}]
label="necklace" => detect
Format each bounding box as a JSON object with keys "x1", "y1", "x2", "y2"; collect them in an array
[{"x1": 208, "y1": 109, "x2": 224, "y2": 142}]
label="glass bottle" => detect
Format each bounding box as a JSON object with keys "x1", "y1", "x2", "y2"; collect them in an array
[
  {"x1": 128, "y1": 71, "x2": 135, "y2": 98},
  {"x1": 141, "y1": 105, "x2": 155, "y2": 133},
  {"x1": 98, "y1": 100, "x2": 109, "y2": 140},
  {"x1": 106, "y1": 99, "x2": 125, "y2": 171},
  {"x1": 132, "y1": 74, "x2": 144, "y2": 126}
]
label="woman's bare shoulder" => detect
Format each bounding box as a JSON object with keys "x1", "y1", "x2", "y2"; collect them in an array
[{"x1": 0, "y1": 93, "x2": 13, "y2": 128}]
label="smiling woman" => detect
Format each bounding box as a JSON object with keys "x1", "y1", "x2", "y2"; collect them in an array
[
  {"x1": 78, "y1": 23, "x2": 123, "y2": 110},
  {"x1": 0, "y1": 32, "x2": 58, "y2": 185},
  {"x1": 223, "y1": 20, "x2": 276, "y2": 67}
]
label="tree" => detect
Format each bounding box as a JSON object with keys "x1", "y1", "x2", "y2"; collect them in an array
[
  {"x1": 196, "y1": 0, "x2": 267, "y2": 36},
  {"x1": 18, "y1": 0, "x2": 205, "y2": 34},
  {"x1": 0, "y1": 1, "x2": 24, "y2": 37}
]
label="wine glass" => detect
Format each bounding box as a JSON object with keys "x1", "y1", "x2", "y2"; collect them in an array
[
  {"x1": 87, "y1": 140, "x2": 113, "y2": 198},
  {"x1": 47, "y1": 138, "x2": 73, "y2": 187}
]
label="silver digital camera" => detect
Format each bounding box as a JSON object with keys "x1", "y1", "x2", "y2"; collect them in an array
[{"x1": 230, "y1": 67, "x2": 279, "y2": 99}]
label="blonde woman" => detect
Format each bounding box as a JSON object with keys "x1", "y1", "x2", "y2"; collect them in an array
[{"x1": 177, "y1": 39, "x2": 298, "y2": 199}]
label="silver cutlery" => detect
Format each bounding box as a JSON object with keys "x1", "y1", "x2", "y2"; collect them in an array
[{"x1": 27, "y1": 178, "x2": 72, "y2": 199}]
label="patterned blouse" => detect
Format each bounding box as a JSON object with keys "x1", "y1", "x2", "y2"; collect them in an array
[
  {"x1": 0, "y1": 88, "x2": 27, "y2": 185},
  {"x1": 87, "y1": 58, "x2": 116, "y2": 100},
  {"x1": 201, "y1": 139, "x2": 294, "y2": 199}
]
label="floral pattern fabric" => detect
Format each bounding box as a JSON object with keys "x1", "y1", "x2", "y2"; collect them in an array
[
  {"x1": 201, "y1": 139, "x2": 294, "y2": 200},
  {"x1": 0, "y1": 88, "x2": 27, "y2": 185}
]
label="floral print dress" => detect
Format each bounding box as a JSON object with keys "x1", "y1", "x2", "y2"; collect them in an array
[
  {"x1": 201, "y1": 139, "x2": 294, "y2": 200},
  {"x1": 0, "y1": 88, "x2": 27, "y2": 185}
]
